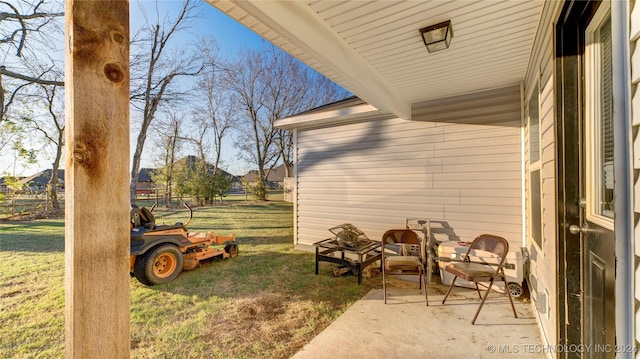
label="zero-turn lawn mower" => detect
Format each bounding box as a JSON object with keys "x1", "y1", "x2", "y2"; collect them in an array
[{"x1": 129, "y1": 203, "x2": 238, "y2": 285}]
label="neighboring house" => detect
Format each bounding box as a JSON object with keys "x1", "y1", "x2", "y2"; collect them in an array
[
  {"x1": 135, "y1": 157, "x2": 240, "y2": 196},
  {"x1": 18, "y1": 169, "x2": 65, "y2": 192},
  {"x1": 173, "y1": 155, "x2": 239, "y2": 189},
  {"x1": 211, "y1": 0, "x2": 636, "y2": 356},
  {"x1": 173, "y1": 155, "x2": 237, "y2": 177},
  {"x1": 136, "y1": 168, "x2": 156, "y2": 195},
  {"x1": 241, "y1": 163, "x2": 288, "y2": 189},
  {"x1": 239, "y1": 170, "x2": 259, "y2": 188}
]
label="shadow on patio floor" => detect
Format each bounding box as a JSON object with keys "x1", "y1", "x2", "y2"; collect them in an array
[{"x1": 292, "y1": 282, "x2": 544, "y2": 359}]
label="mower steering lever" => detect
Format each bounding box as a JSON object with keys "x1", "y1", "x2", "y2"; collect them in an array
[{"x1": 183, "y1": 202, "x2": 193, "y2": 226}]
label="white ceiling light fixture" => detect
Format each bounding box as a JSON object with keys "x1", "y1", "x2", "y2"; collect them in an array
[{"x1": 420, "y1": 20, "x2": 453, "y2": 53}]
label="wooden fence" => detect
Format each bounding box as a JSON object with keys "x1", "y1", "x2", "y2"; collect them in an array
[{"x1": 0, "y1": 191, "x2": 64, "y2": 219}]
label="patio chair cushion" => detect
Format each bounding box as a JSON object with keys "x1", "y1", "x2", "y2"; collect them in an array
[
  {"x1": 385, "y1": 255, "x2": 422, "y2": 270},
  {"x1": 445, "y1": 262, "x2": 495, "y2": 282}
]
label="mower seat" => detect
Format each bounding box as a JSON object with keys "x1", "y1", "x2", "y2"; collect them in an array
[
  {"x1": 140, "y1": 207, "x2": 155, "y2": 225},
  {"x1": 130, "y1": 206, "x2": 156, "y2": 229},
  {"x1": 130, "y1": 208, "x2": 142, "y2": 228}
]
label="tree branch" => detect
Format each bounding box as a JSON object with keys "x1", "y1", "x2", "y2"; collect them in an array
[
  {"x1": 0, "y1": 66, "x2": 63, "y2": 86},
  {"x1": 0, "y1": 1, "x2": 63, "y2": 57}
]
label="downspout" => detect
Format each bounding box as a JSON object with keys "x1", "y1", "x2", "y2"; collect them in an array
[{"x1": 611, "y1": 0, "x2": 634, "y2": 356}]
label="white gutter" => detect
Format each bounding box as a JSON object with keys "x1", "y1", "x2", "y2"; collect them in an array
[
  {"x1": 275, "y1": 103, "x2": 386, "y2": 130},
  {"x1": 611, "y1": 0, "x2": 634, "y2": 356}
]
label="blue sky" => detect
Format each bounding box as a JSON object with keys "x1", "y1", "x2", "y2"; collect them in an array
[
  {"x1": 1, "y1": 0, "x2": 267, "y2": 177},
  {"x1": 128, "y1": 1, "x2": 268, "y2": 176},
  {"x1": 132, "y1": 1, "x2": 265, "y2": 57}
]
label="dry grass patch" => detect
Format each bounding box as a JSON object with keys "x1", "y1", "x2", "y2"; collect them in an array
[
  {"x1": 208, "y1": 292, "x2": 323, "y2": 358},
  {"x1": 2, "y1": 202, "x2": 381, "y2": 359}
]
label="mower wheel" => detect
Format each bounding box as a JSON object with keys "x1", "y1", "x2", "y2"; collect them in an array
[
  {"x1": 225, "y1": 243, "x2": 238, "y2": 257},
  {"x1": 134, "y1": 244, "x2": 184, "y2": 285}
]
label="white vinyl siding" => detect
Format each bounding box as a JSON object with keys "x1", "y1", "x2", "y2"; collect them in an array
[
  {"x1": 523, "y1": 0, "x2": 563, "y2": 352},
  {"x1": 294, "y1": 85, "x2": 523, "y2": 251}
]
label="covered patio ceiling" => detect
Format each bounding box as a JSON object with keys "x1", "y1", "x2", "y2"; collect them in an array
[{"x1": 206, "y1": 0, "x2": 544, "y2": 120}]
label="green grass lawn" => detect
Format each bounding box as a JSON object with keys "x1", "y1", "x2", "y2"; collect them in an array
[{"x1": 0, "y1": 201, "x2": 380, "y2": 358}]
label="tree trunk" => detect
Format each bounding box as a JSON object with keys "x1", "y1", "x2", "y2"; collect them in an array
[
  {"x1": 166, "y1": 131, "x2": 177, "y2": 206},
  {"x1": 0, "y1": 72, "x2": 4, "y2": 123},
  {"x1": 130, "y1": 109, "x2": 151, "y2": 202},
  {"x1": 48, "y1": 131, "x2": 63, "y2": 211},
  {"x1": 284, "y1": 161, "x2": 293, "y2": 178},
  {"x1": 47, "y1": 121, "x2": 64, "y2": 212}
]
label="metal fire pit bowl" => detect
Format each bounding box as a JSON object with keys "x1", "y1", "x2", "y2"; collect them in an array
[{"x1": 329, "y1": 223, "x2": 372, "y2": 249}]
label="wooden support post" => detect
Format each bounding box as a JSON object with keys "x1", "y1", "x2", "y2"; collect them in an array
[{"x1": 65, "y1": 1, "x2": 130, "y2": 358}]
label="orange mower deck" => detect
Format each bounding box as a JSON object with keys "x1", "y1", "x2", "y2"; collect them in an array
[
  {"x1": 129, "y1": 203, "x2": 238, "y2": 285},
  {"x1": 129, "y1": 232, "x2": 237, "y2": 273}
]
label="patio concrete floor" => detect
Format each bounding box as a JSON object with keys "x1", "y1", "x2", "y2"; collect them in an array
[{"x1": 292, "y1": 281, "x2": 545, "y2": 359}]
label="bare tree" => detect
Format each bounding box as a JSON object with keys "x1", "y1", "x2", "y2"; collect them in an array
[
  {"x1": 223, "y1": 47, "x2": 278, "y2": 200},
  {"x1": 0, "y1": 0, "x2": 63, "y2": 154},
  {"x1": 0, "y1": 0, "x2": 67, "y2": 212},
  {"x1": 12, "y1": 59, "x2": 64, "y2": 210},
  {"x1": 33, "y1": 82, "x2": 64, "y2": 210},
  {"x1": 195, "y1": 38, "x2": 233, "y2": 172},
  {"x1": 177, "y1": 121, "x2": 212, "y2": 203},
  {"x1": 225, "y1": 44, "x2": 347, "y2": 199},
  {"x1": 259, "y1": 45, "x2": 305, "y2": 178},
  {"x1": 178, "y1": 123, "x2": 208, "y2": 169},
  {"x1": 275, "y1": 73, "x2": 346, "y2": 177},
  {"x1": 129, "y1": 0, "x2": 202, "y2": 202},
  {"x1": 260, "y1": 45, "x2": 346, "y2": 177},
  {"x1": 151, "y1": 111, "x2": 183, "y2": 206}
]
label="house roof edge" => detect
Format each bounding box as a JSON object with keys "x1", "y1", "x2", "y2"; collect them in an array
[{"x1": 275, "y1": 98, "x2": 389, "y2": 130}]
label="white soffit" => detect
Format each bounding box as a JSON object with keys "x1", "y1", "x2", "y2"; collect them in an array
[{"x1": 207, "y1": 0, "x2": 543, "y2": 121}]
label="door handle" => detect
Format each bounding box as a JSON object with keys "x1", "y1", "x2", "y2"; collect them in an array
[{"x1": 569, "y1": 223, "x2": 590, "y2": 235}]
